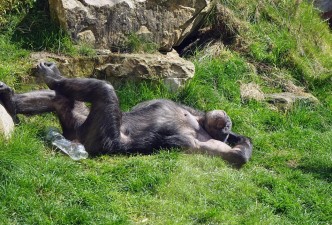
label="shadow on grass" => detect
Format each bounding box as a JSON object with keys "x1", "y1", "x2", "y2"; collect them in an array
[
  {"x1": 10, "y1": 0, "x2": 70, "y2": 52},
  {"x1": 299, "y1": 164, "x2": 332, "y2": 183}
]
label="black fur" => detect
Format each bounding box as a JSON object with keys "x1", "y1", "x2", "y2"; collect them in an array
[
  {"x1": 0, "y1": 62, "x2": 253, "y2": 167},
  {"x1": 121, "y1": 100, "x2": 196, "y2": 153}
]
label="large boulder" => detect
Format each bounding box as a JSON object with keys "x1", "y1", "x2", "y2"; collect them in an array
[
  {"x1": 30, "y1": 50, "x2": 195, "y2": 91},
  {"x1": 48, "y1": 0, "x2": 213, "y2": 51},
  {"x1": 0, "y1": 103, "x2": 14, "y2": 139}
]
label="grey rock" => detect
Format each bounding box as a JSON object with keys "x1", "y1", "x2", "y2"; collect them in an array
[
  {"x1": 30, "y1": 50, "x2": 195, "y2": 91},
  {"x1": 264, "y1": 92, "x2": 319, "y2": 110},
  {"x1": 77, "y1": 30, "x2": 96, "y2": 45},
  {"x1": 48, "y1": 0, "x2": 213, "y2": 51},
  {"x1": 240, "y1": 82, "x2": 265, "y2": 102},
  {"x1": 240, "y1": 82, "x2": 319, "y2": 110}
]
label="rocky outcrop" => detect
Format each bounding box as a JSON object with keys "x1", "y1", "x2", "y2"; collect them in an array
[
  {"x1": 0, "y1": 103, "x2": 14, "y2": 139},
  {"x1": 48, "y1": 0, "x2": 213, "y2": 52},
  {"x1": 240, "y1": 82, "x2": 265, "y2": 102},
  {"x1": 30, "y1": 50, "x2": 195, "y2": 91},
  {"x1": 240, "y1": 82, "x2": 319, "y2": 110},
  {"x1": 264, "y1": 92, "x2": 319, "y2": 109}
]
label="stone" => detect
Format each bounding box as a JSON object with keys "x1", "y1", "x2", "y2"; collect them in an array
[
  {"x1": 239, "y1": 82, "x2": 319, "y2": 110},
  {"x1": 30, "y1": 50, "x2": 195, "y2": 91},
  {"x1": 48, "y1": 0, "x2": 213, "y2": 51},
  {"x1": 0, "y1": 103, "x2": 14, "y2": 139},
  {"x1": 136, "y1": 26, "x2": 153, "y2": 41},
  {"x1": 264, "y1": 92, "x2": 319, "y2": 110},
  {"x1": 77, "y1": 30, "x2": 96, "y2": 45},
  {"x1": 240, "y1": 82, "x2": 265, "y2": 102},
  {"x1": 163, "y1": 78, "x2": 188, "y2": 92}
]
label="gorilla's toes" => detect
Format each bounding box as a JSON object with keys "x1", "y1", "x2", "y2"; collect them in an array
[
  {"x1": 0, "y1": 82, "x2": 11, "y2": 93},
  {"x1": 36, "y1": 62, "x2": 63, "y2": 90}
]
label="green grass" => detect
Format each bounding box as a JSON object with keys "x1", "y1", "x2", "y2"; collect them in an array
[
  {"x1": 124, "y1": 33, "x2": 158, "y2": 53},
  {"x1": 0, "y1": 0, "x2": 331, "y2": 224}
]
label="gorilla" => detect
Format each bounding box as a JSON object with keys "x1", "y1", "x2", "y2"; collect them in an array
[{"x1": 0, "y1": 62, "x2": 252, "y2": 167}]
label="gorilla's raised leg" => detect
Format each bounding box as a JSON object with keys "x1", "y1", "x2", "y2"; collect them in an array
[
  {"x1": 37, "y1": 62, "x2": 121, "y2": 155},
  {"x1": 15, "y1": 91, "x2": 89, "y2": 140},
  {"x1": 0, "y1": 82, "x2": 89, "y2": 141},
  {"x1": 51, "y1": 94, "x2": 89, "y2": 141}
]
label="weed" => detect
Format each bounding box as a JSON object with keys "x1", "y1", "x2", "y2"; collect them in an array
[{"x1": 125, "y1": 33, "x2": 158, "y2": 53}]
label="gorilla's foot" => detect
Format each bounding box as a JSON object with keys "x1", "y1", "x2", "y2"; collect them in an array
[
  {"x1": 0, "y1": 81, "x2": 19, "y2": 123},
  {"x1": 37, "y1": 62, "x2": 63, "y2": 90},
  {"x1": 0, "y1": 82, "x2": 13, "y2": 94}
]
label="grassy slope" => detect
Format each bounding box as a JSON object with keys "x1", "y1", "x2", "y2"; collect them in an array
[{"x1": 0, "y1": 0, "x2": 331, "y2": 224}]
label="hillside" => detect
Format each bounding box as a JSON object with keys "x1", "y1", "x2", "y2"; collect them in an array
[{"x1": 0, "y1": 0, "x2": 331, "y2": 224}]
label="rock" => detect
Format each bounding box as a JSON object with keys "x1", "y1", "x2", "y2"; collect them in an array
[
  {"x1": 48, "y1": 0, "x2": 213, "y2": 51},
  {"x1": 77, "y1": 30, "x2": 96, "y2": 45},
  {"x1": 163, "y1": 78, "x2": 188, "y2": 92},
  {"x1": 96, "y1": 50, "x2": 194, "y2": 78},
  {"x1": 30, "y1": 50, "x2": 195, "y2": 91},
  {"x1": 264, "y1": 92, "x2": 319, "y2": 110},
  {"x1": 240, "y1": 82, "x2": 319, "y2": 110},
  {"x1": 0, "y1": 103, "x2": 14, "y2": 139},
  {"x1": 240, "y1": 82, "x2": 265, "y2": 102}
]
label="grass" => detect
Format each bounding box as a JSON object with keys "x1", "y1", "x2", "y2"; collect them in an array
[
  {"x1": 0, "y1": 0, "x2": 332, "y2": 224},
  {"x1": 124, "y1": 33, "x2": 158, "y2": 53}
]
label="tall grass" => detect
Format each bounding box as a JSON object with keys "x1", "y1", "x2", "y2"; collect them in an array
[{"x1": 223, "y1": 0, "x2": 332, "y2": 88}]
